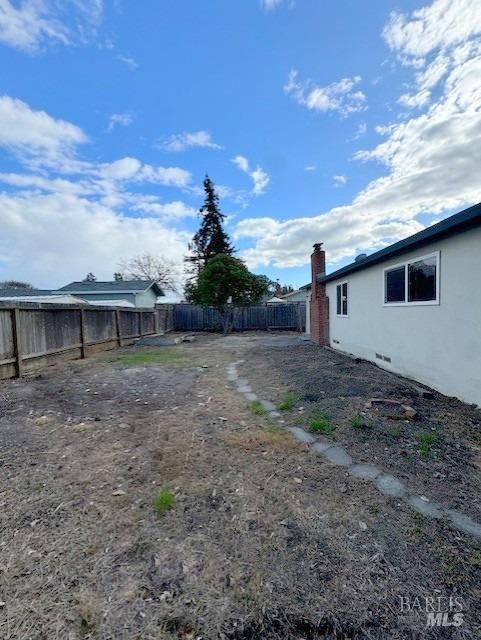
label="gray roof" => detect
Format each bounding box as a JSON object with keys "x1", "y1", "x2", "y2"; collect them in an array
[
  {"x1": 0, "y1": 288, "x2": 58, "y2": 297},
  {"x1": 59, "y1": 280, "x2": 164, "y2": 296},
  {"x1": 318, "y1": 202, "x2": 481, "y2": 284}
]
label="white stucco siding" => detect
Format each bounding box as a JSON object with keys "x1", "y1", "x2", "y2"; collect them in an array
[{"x1": 326, "y1": 227, "x2": 481, "y2": 406}]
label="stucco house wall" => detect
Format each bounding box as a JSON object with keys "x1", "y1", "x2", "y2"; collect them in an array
[{"x1": 325, "y1": 227, "x2": 481, "y2": 406}]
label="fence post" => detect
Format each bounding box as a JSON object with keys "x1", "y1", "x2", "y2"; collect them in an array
[
  {"x1": 265, "y1": 303, "x2": 269, "y2": 331},
  {"x1": 115, "y1": 310, "x2": 122, "y2": 346},
  {"x1": 139, "y1": 311, "x2": 143, "y2": 336},
  {"x1": 11, "y1": 307, "x2": 23, "y2": 377},
  {"x1": 79, "y1": 308, "x2": 86, "y2": 358}
]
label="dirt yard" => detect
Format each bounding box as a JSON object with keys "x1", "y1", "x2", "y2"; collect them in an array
[{"x1": 0, "y1": 333, "x2": 480, "y2": 640}]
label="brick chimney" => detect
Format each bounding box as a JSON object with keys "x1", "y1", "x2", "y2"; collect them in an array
[{"x1": 310, "y1": 243, "x2": 329, "y2": 346}]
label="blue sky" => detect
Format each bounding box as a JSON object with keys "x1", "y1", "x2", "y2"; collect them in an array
[{"x1": 1, "y1": 0, "x2": 480, "y2": 291}]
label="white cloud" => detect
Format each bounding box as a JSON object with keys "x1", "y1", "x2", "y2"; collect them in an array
[
  {"x1": 0, "y1": 190, "x2": 189, "y2": 288},
  {"x1": 285, "y1": 70, "x2": 366, "y2": 118},
  {"x1": 0, "y1": 95, "x2": 88, "y2": 166},
  {"x1": 234, "y1": 0, "x2": 481, "y2": 271},
  {"x1": 160, "y1": 130, "x2": 222, "y2": 152},
  {"x1": 107, "y1": 112, "x2": 133, "y2": 132},
  {"x1": 333, "y1": 175, "x2": 347, "y2": 188},
  {"x1": 383, "y1": 0, "x2": 481, "y2": 61},
  {"x1": 133, "y1": 200, "x2": 197, "y2": 219},
  {"x1": 260, "y1": 0, "x2": 283, "y2": 10},
  {"x1": 0, "y1": 0, "x2": 103, "y2": 52},
  {"x1": 304, "y1": 165, "x2": 316, "y2": 172},
  {"x1": 0, "y1": 96, "x2": 197, "y2": 288},
  {"x1": 116, "y1": 54, "x2": 138, "y2": 70},
  {"x1": 398, "y1": 89, "x2": 431, "y2": 109},
  {"x1": 232, "y1": 155, "x2": 270, "y2": 195}
]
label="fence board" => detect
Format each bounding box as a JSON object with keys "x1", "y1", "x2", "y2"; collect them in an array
[
  {"x1": 172, "y1": 303, "x2": 306, "y2": 332},
  {"x1": 0, "y1": 302, "x2": 160, "y2": 381},
  {"x1": 0, "y1": 310, "x2": 14, "y2": 361}
]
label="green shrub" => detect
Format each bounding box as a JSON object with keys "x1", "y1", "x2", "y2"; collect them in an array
[
  {"x1": 350, "y1": 414, "x2": 363, "y2": 429},
  {"x1": 277, "y1": 392, "x2": 297, "y2": 411},
  {"x1": 416, "y1": 432, "x2": 436, "y2": 457},
  {"x1": 308, "y1": 411, "x2": 334, "y2": 435},
  {"x1": 154, "y1": 489, "x2": 175, "y2": 515},
  {"x1": 250, "y1": 400, "x2": 268, "y2": 416}
]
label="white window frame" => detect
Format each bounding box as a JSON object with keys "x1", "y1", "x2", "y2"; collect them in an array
[
  {"x1": 336, "y1": 281, "x2": 349, "y2": 317},
  {"x1": 383, "y1": 251, "x2": 440, "y2": 307}
]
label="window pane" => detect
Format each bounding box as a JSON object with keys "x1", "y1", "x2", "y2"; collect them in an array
[
  {"x1": 385, "y1": 266, "x2": 405, "y2": 303},
  {"x1": 336, "y1": 285, "x2": 342, "y2": 315},
  {"x1": 342, "y1": 282, "x2": 348, "y2": 315},
  {"x1": 408, "y1": 256, "x2": 437, "y2": 302}
]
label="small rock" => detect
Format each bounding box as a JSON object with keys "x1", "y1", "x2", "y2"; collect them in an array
[
  {"x1": 293, "y1": 477, "x2": 303, "y2": 484},
  {"x1": 359, "y1": 521, "x2": 368, "y2": 531},
  {"x1": 112, "y1": 489, "x2": 127, "y2": 496}
]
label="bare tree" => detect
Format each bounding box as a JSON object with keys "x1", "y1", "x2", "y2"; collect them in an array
[
  {"x1": 118, "y1": 254, "x2": 180, "y2": 292},
  {"x1": 0, "y1": 280, "x2": 34, "y2": 290}
]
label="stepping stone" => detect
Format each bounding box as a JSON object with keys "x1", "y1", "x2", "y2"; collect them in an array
[
  {"x1": 237, "y1": 384, "x2": 252, "y2": 393},
  {"x1": 237, "y1": 378, "x2": 250, "y2": 387},
  {"x1": 227, "y1": 373, "x2": 238, "y2": 382},
  {"x1": 244, "y1": 392, "x2": 258, "y2": 402},
  {"x1": 375, "y1": 474, "x2": 406, "y2": 498},
  {"x1": 445, "y1": 510, "x2": 481, "y2": 539},
  {"x1": 269, "y1": 411, "x2": 281, "y2": 419},
  {"x1": 311, "y1": 440, "x2": 333, "y2": 454},
  {"x1": 323, "y1": 446, "x2": 353, "y2": 467},
  {"x1": 406, "y1": 495, "x2": 443, "y2": 519},
  {"x1": 260, "y1": 399, "x2": 277, "y2": 412},
  {"x1": 287, "y1": 427, "x2": 316, "y2": 444},
  {"x1": 348, "y1": 464, "x2": 381, "y2": 481}
]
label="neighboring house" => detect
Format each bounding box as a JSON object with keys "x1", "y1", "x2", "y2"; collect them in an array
[
  {"x1": 309, "y1": 203, "x2": 481, "y2": 406},
  {"x1": 0, "y1": 289, "x2": 83, "y2": 305},
  {"x1": 59, "y1": 280, "x2": 164, "y2": 308},
  {"x1": 281, "y1": 288, "x2": 310, "y2": 303},
  {"x1": 266, "y1": 296, "x2": 287, "y2": 304}
]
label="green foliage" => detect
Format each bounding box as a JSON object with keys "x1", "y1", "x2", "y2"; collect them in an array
[
  {"x1": 186, "y1": 175, "x2": 234, "y2": 274},
  {"x1": 416, "y1": 432, "x2": 437, "y2": 457},
  {"x1": 154, "y1": 489, "x2": 175, "y2": 515},
  {"x1": 83, "y1": 272, "x2": 97, "y2": 282},
  {"x1": 250, "y1": 400, "x2": 268, "y2": 416},
  {"x1": 113, "y1": 272, "x2": 123, "y2": 281},
  {"x1": 185, "y1": 254, "x2": 269, "y2": 334},
  {"x1": 308, "y1": 411, "x2": 334, "y2": 435},
  {"x1": 277, "y1": 392, "x2": 297, "y2": 411},
  {"x1": 350, "y1": 414, "x2": 363, "y2": 429}
]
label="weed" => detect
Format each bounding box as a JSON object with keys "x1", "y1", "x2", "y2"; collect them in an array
[
  {"x1": 308, "y1": 411, "x2": 334, "y2": 435},
  {"x1": 277, "y1": 392, "x2": 297, "y2": 411},
  {"x1": 111, "y1": 348, "x2": 184, "y2": 367},
  {"x1": 250, "y1": 400, "x2": 268, "y2": 416},
  {"x1": 154, "y1": 489, "x2": 175, "y2": 515},
  {"x1": 350, "y1": 414, "x2": 363, "y2": 429},
  {"x1": 416, "y1": 432, "x2": 437, "y2": 457}
]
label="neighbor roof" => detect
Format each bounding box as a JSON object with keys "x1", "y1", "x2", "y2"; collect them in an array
[
  {"x1": 318, "y1": 202, "x2": 481, "y2": 284},
  {"x1": 0, "y1": 288, "x2": 58, "y2": 298},
  {"x1": 59, "y1": 280, "x2": 164, "y2": 296}
]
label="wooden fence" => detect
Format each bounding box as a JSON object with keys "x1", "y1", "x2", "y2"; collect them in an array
[
  {"x1": 0, "y1": 302, "x2": 170, "y2": 381},
  {"x1": 172, "y1": 302, "x2": 306, "y2": 332}
]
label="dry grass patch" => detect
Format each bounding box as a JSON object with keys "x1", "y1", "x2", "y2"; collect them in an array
[{"x1": 223, "y1": 427, "x2": 300, "y2": 453}]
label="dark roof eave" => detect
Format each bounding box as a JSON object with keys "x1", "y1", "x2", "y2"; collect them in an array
[{"x1": 318, "y1": 202, "x2": 481, "y2": 284}]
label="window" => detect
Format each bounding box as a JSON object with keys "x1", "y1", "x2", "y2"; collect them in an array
[
  {"x1": 384, "y1": 252, "x2": 439, "y2": 306},
  {"x1": 336, "y1": 281, "x2": 348, "y2": 316}
]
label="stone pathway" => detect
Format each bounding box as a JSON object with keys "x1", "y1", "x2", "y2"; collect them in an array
[{"x1": 226, "y1": 362, "x2": 481, "y2": 540}]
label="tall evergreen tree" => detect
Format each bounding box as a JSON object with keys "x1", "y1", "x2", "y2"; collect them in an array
[{"x1": 186, "y1": 175, "x2": 233, "y2": 273}]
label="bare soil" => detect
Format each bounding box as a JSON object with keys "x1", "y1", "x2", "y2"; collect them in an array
[{"x1": 0, "y1": 333, "x2": 480, "y2": 640}]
